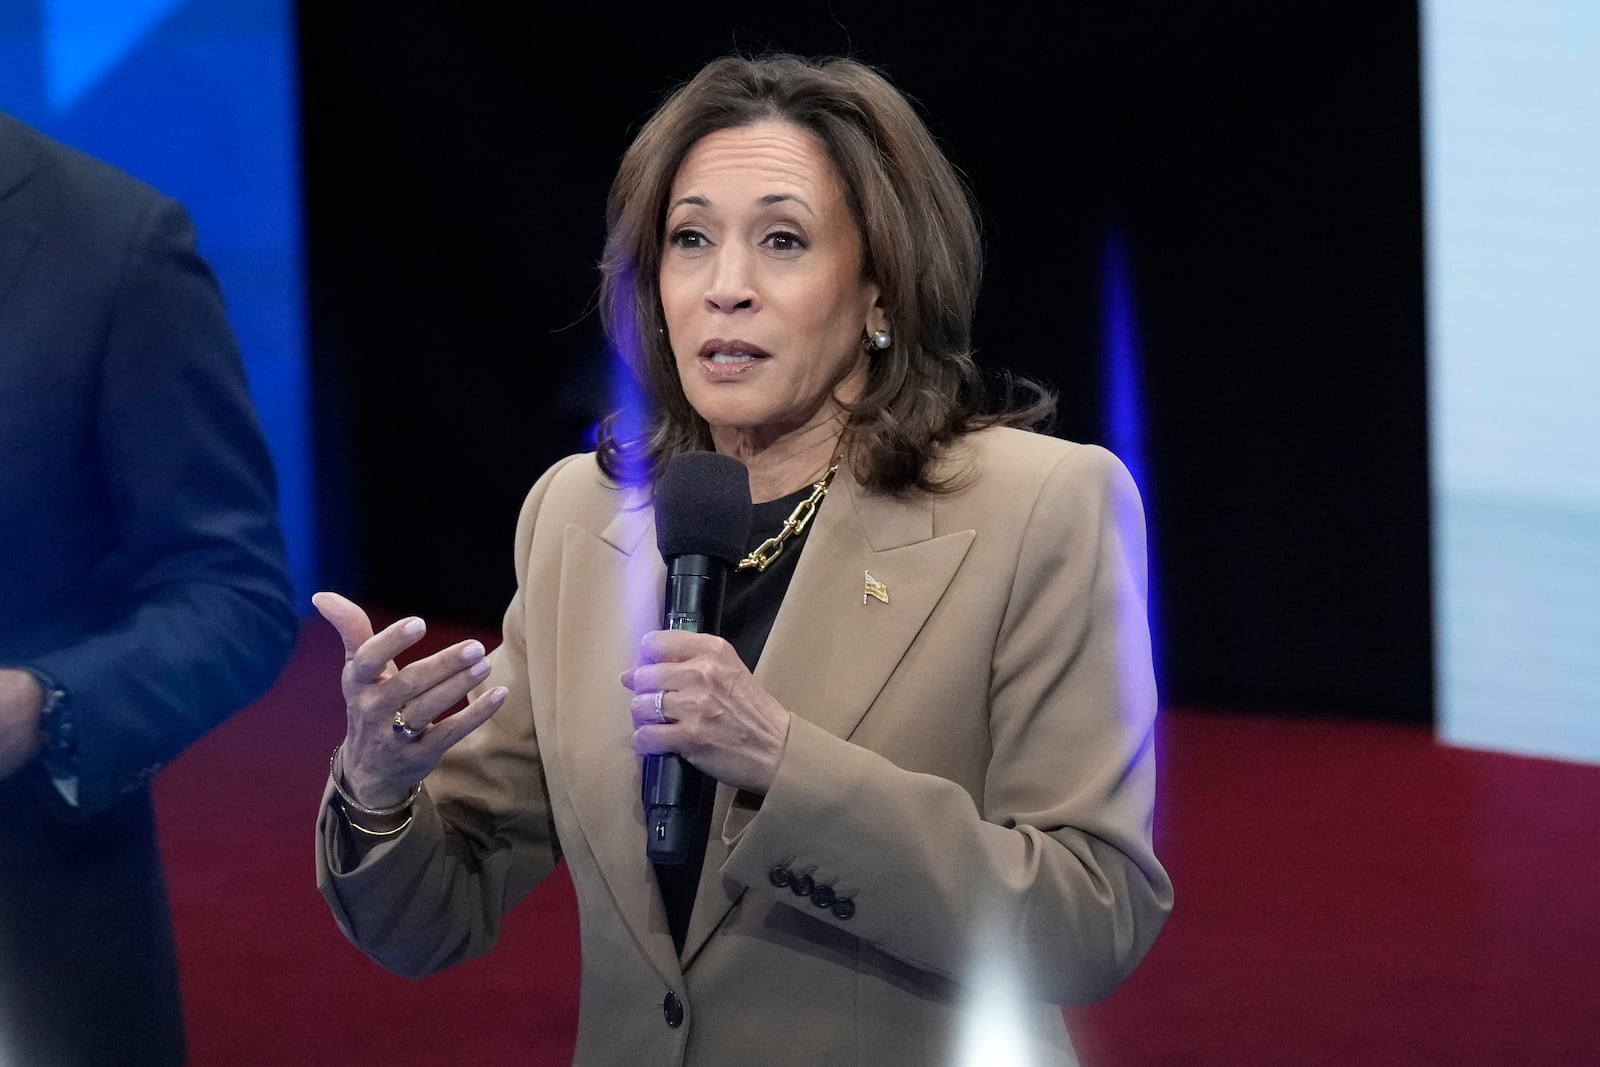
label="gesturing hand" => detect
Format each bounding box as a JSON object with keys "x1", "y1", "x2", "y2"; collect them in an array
[
  {"x1": 621, "y1": 630, "x2": 791, "y2": 796},
  {"x1": 314, "y1": 591, "x2": 508, "y2": 811}
]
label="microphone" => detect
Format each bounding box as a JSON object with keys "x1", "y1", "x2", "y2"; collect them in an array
[{"x1": 644, "y1": 451, "x2": 752, "y2": 865}]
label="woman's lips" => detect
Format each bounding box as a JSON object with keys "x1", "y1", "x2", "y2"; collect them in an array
[{"x1": 697, "y1": 340, "x2": 769, "y2": 381}]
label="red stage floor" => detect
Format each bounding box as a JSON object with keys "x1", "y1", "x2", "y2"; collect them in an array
[{"x1": 155, "y1": 621, "x2": 1600, "y2": 1065}]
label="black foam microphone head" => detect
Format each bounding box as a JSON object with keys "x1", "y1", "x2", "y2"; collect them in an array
[{"x1": 654, "y1": 451, "x2": 753, "y2": 564}]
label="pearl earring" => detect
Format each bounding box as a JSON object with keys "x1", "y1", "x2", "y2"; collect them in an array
[{"x1": 870, "y1": 329, "x2": 892, "y2": 351}]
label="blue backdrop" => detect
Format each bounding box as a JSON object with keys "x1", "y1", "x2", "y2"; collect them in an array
[{"x1": 1, "y1": 0, "x2": 313, "y2": 606}]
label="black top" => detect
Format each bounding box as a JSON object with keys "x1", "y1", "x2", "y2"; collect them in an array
[{"x1": 653, "y1": 481, "x2": 824, "y2": 954}]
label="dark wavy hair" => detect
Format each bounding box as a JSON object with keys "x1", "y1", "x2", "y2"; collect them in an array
[{"x1": 596, "y1": 53, "x2": 1053, "y2": 493}]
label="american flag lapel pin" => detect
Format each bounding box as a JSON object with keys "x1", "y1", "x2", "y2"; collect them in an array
[{"x1": 863, "y1": 570, "x2": 888, "y2": 605}]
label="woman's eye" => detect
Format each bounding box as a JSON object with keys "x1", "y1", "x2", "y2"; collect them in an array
[
  {"x1": 669, "y1": 229, "x2": 709, "y2": 249},
  {"x1": 765, "y1": 230, "x2": 807, "y2": 252}
]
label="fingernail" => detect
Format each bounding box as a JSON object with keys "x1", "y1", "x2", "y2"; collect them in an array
[
  {"x1": 490, "y1": 686, "x2": 509, "y2": 702},
  {"x1": 403, "y1": 618, "x2": 425, "y2": 636},
  {"x1": 461, "y1": 641, "x2": 485, "y2": 663},
  {"x1": 469, "y1": 659, "x2": 491, "y2": 678}
]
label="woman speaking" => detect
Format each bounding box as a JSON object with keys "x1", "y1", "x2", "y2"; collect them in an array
[{"x1": 314, "y1": 53, "x2": 1171, "y2": 1065}]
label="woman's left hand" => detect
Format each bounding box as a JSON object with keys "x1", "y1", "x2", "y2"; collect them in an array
[{"x1": 622, "y1": 630, "x2": 791, "y2": 795}]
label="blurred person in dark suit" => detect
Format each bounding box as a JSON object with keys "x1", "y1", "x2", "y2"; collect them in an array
[{"x1": 0, "y1": 112, "x2": 295, "y2": 1066}]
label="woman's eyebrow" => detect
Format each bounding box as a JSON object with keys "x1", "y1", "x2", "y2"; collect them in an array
[{"x1": 667, "y1": 193, "x2": 815, "y2": 213}]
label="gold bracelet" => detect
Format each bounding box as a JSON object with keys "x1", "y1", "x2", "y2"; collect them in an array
[
  {"x1": 342, "y1": 807, "x2": 414, "y2": 837},
  {"x1": 328, "y1": 742, "x2": 421, "y2": 818}
]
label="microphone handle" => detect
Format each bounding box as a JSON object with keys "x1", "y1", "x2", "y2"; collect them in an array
[{"x1": 644, "y1": 555, "x2": 726, "y2": 865}]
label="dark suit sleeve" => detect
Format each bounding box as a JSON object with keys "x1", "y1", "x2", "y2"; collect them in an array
[{"x1": 27, "y1": 196, "x2": 295, "y2": 817}]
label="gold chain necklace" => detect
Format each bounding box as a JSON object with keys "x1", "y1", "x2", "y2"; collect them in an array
[{"x1": 738, "y1": 461, "x2": 840, "y2": 572}]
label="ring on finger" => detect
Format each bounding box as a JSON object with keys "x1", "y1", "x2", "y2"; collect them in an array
[
  {"x1": 392, "y1": 705, "x2": 427, "y2": 741},
  {"x1": 653, "y1": 690, "x2": 667, "y2": 725}
]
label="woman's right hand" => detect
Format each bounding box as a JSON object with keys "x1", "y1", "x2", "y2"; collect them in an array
[{"x1": 313, "y1": 591, "x2": 509, "y2": 810}]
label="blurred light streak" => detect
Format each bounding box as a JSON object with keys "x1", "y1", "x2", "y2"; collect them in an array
[
  {"x1": 1101, "y1": 230, "x2": 1162, "y2": 687},
  {"x1": 955, "y1": 939, "x2": 1034, "y2": 1066}
]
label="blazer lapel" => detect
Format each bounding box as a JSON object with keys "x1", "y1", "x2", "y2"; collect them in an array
[
  {"x1": 761, "y1": 471, "x2": 976, "y2": 741},
  {"x1": 555, "y1": 497, "x2": 683, "y2": 988},
  {"x1": 681, "y1": 471, "x2": 976, "y2": 966}
]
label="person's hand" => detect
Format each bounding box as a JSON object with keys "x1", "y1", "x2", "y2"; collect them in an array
[
  {"x1": 0, "y1": 668, "x2": 47, "y2": 783},
  {"x1": 621, "y1": 630, "x2": 790, "y2": 795},
  {"x1": 313, "y1": 591, "x2": 508, "y2": 811}
]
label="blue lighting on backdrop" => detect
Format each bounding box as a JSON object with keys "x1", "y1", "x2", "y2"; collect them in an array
[
  {"x1": 1101, "y1": 230, "x2": 1161, "y2": 681},
  {"x1": 42, "y1": 0, "x2": 187, "y2": 112},
  {"x1": 2, "y1": 0, "x2": 314, "y2": 607}
]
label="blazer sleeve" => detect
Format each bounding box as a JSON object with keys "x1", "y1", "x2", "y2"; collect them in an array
[
  {"x1": 314, "y1": 456, "x2": 580, "y2": 978},
  {"x1": 26, "y1": 196, "x2": 295, "y2": 817},
  {"x1": 720, "y1": 444, "x2": 1173, "y2": 1003}
]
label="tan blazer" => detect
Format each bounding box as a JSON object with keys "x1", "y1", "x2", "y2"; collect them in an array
[{"x1": 317, "y1": 426, "x2": 1172, "y2": 1065}]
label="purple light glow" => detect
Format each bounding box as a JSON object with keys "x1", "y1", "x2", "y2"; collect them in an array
[{"x1": 1101, "y1": 229, "x2": 1163, "y2": 689}]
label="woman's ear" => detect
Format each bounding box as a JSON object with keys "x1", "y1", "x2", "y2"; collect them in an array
[{"x1": 865, "y1": 290, "x2": 889, "y2": 337}]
